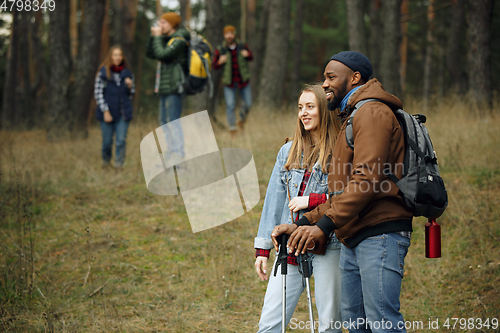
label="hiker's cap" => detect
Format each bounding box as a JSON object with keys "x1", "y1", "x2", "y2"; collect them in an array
[
  {"x1": 223, "y1": 25, "x2": 236, "y2": 35},
  {"x1": 330, "y1": 51, "x2": 373, "y2": 82},
  {"x1": 161, "y1": 12, "x2": 181, "y2": 30}
]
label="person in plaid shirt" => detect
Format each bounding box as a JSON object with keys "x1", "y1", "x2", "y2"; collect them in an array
[
  {"x1": 254, "y1": 85, "x2": 342, "y2": 332},
  {"x1": 94, "y1": 45, "x2": 135, "y2": 169},
  {"x1": 213, "y1": 25, "x2": 253, "y2": 138}
]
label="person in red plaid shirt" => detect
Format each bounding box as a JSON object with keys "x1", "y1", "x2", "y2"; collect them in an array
[
  {"x1": 213, "y1": 25, "x2": 253, "y2": 138},
  {"x1": 254, "y1": 85, "x2": 342, "y2": 332}
]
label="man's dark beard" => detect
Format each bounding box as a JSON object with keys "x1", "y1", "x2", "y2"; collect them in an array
[{"x1": 327, "y1": 79, "x2": 348, "y2": 111}]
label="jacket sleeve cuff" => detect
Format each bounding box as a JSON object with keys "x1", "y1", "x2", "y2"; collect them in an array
[
  {"x1": 294, "y1": 216, "x2": 311, "y2": 227},
  {"x1": 316, "y1": 215, "x2": 337, "y2": 237}
]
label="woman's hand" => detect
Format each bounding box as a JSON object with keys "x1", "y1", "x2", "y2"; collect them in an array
[
  {"x1": 288, "y1": 196, "x2": 309, "y2": 213},
  {"x1": 103, "y1": 110, "x2": 113, "y2": 123},
  {"x1": 124, "y1": 77, "x2": 133, "y2": 89},
  {"x1": 255, "y1": 256, "x2": 268, "y2": 281}
]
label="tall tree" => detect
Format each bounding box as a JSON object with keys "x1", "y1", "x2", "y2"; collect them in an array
[
  {"x1": 240, "y1": 0, "x2": 247, "y2": 42},
  {"x1": 70, "y1": 0, "x2": 78, "y2": 63},
  {"x1": 346, "y1": 0, "x2": 367, "y2": 55},
  {"x1": 290, "y1": 0, "x2": 304, "y2": 100},
  {"x1": 447, "y1": 0, "x2": 467, "y2": 94},
  {"x1": 47, "y1": 1, "x2": 72, "y2": 140},
  {"x1": 1, "y1": 9, "x2": 20, "y2": 129},
  {"x1": 400, "y1": 0, "x2": 409, "y2": 94},
  {"x1": 379, "y1": 0, "x2": 402, "y2": 97},
  {"x1": 112, "y1": 0, "x2": 139, "y2": 68},
  {"x1": 258, "y1": 0, "x2": 291, "y2": 109},
  {"x1": 467, "y1": 0, "x2": 493, "y2": 110},
  {"x1": 250, "y1": 0, "x2": 270, "y2": 101},
  {"x1": 368, "y1": 0, "x2": 382, "y2": 77},
  {"x1": 423, "y1": 0, "x2": 435, "y2": 111},
  {"x1": 72, "y1": 0, "x2": 106, "y2": 138},
  {"x1": 205, "y1": 0, "x2": 224, "y2": 122}
]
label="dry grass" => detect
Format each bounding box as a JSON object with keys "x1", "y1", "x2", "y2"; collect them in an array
[{"x1": 0, "y1": 98, "x2": 499, "y2": 332}]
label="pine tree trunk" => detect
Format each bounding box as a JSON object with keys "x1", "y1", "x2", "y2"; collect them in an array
[
  {"x1": 72, "y1": 0, "x2": 106, "y2": 138},
  {"x1": 290, "y1": 0, "x2": 304, "y2": 101},
  {"x1": 1, "y1": 9, "x2": 19, "y2": 129},
  {"x1": 447, "y1": 0, "x2": 467, "y2": 94},
  {"x1": 47, "y1": 1, "x2": 72, "y2": 140},
  {"x1": 423, "y1": 0, "x2": 435, "y2": 111},
  {"x1": 250, "y1": 0, "x2": 269, "y2": 103},
  {"x1": 368, "y1": 0, "x2": 382, "y2": 77},
  {"x1": 346, "y1": 0, "x2": 367, "y2": 55},
  {"x1": 467, "y1": 0, "x2": 493, "y2": 110},
  {"x1": 205, "y1": 0, "x2": 224, "y2": 123},
  {"x1": 400, "y1": 0, "x2": 409, "y2": 94},
  {"x1": 379, "y1": 0, "x2": 402, "y2": 97},
  {"x1": 258, "y1": 0, "x2": 291, "y2": 109}
]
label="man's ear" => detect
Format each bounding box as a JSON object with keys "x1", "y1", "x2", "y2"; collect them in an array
[{"x1": 351, "y1": 71, "x2": 362, "y2": 86}]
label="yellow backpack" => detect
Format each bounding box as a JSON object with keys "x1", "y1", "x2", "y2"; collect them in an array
[{"x1": 169, "y1": 34, "x2": 213, "y2": 97}]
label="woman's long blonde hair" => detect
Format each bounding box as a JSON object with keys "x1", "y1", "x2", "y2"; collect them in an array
[
  {"x1": 96, "y1": 45, "x2": 129, "y2": 80},
  {"x1": 284, "y1": 84, "x2": 339, "y2": 173}
]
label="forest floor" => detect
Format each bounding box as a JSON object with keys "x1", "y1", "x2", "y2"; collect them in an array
[{"x1": 1, "y1": 98, "x2": 500, "y2": 332}]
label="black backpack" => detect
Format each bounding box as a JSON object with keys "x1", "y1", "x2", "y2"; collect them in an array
[{"x1": 345, "y1": 99, "x2": 448, "y2": 219}]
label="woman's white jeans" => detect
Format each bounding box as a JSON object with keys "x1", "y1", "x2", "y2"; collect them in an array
[{"x1": 257, "y1": 243, "x2": 342, "y2": 333}]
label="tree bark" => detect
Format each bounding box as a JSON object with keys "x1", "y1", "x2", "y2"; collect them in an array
[
  {"x1": 258, "y1": 0, "x2": 291, "y2": 109},
  {"x1": 180, "y1": 0, "x2": 191, "y2": 29},
  {"x1": 423, "y1": 0, "x2": 435, "y2": 111},
  {"x1": 70, "y1": 0, "x2": 78, "y2": 63},
  {"x1": 368, "y1": 0, "x2": 382, "y2": 77},
  {"x1": 72, "y1": 0, "x2": 106, "y2": 138},
  {"x1": 447, "y1": 0, "x2": 467, "y2": 94},
  {"x1": 1, "y1": 9, "x2": 19, "y2": 129},
  {"x1": 250, "y1": 0, "x2": 269, "y2": 103},
  {"x1": 290, "y1": 0, "x2": 304, "y2": 101},
  {"x1": 47, "y1": 1, "x2": 72, "y2": 140},
  {"x1": 467, "y1": 0, "x2": 493, "y2": 110},
  {"x1": 205, "y1": 0, "x2": 224, "y2": 123},
  {"x1": 346, "y1": 0, "x2": 367, "y2": 55},
  {"x1": 379, "y1": 0, "x2": 402, "y2": 97},
  {"x1": 240, "y1": 0, "x2": 247, "y2": 42},
  {"x1": 400, "y1": 0, "x2": 409, "y2": 94}
]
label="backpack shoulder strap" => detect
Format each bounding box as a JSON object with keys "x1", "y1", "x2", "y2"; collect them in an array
[
  {"x1": 345, "y1": 98, "x2": 383, "y2": 150},
  {"x1": 167, "y1": 36, "x2": 187, "y2": 47}
]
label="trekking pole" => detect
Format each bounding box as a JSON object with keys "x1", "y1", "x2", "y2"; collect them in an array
[
  {"x1": 273, "y1": 233, "x2": 289, "y2": 333},
  {"x1": 298, "y1": 252, "x2": 316, "y2": 333}
]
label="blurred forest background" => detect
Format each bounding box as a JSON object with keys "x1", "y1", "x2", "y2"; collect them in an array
[
  {"x1": 1, "y1": 0, "x2": 500, "y2": 332},
  {"x1": 0, "y1": 0, "x2": 499, "y2": 136}
]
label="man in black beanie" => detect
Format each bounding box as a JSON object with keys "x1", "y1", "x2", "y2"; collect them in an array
[{"x1": 272, "y1": 51, "x2": 413, "y2": 332}]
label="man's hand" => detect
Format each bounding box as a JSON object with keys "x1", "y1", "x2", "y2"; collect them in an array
[
  {"x1": 217, "y1": 54, "x2": 227, "y2": 65},
  {"x1": 255, "y1": 256, "x2": 268, "y2": 281},
  {"x1": 151, "y1": 26, "x2": 162, "y2": 36},
  {"x1": 103, "y1": 110, "x2": 113, "y2": 123},
  {"x1": 288, "y1": 225, "x2": 325, "y2": 256},
  {"x1": 240, "y1": 49, "x2": 249, "y2": 58},
  {"x1": 271, "y1": 224, "x2": 298, "y2": 252},
  {"x1": 124, "y1": 77, "x2": 133, "y2": 89},
  {"x1": 288, "y1": 196, "x2": 309, "y2": 213}
]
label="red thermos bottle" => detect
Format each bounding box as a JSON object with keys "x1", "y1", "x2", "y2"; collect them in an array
[{"x1": 425, "y1": 219, "x2": 441, "y2": 258}]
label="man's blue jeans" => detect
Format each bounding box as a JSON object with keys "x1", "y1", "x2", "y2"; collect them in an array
[
  {"x1": 159, "y1": 94, "x2": 184, "y2": 160},
  {"x1": 340, "y1": 233, "x2": 411, "y2": 333},
  {"x1": 100, "y1": 117, "x2": 130, "y2": 167},
  {"x1": 223, "y1": 83, "x2": 252, "y2": 131}
]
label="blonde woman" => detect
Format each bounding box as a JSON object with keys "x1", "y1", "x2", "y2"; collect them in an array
[{"x1": 254, "y1": 85, "x2": 342, "y2": 333}]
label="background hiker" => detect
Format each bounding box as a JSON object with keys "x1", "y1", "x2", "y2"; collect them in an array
[{"x1": 213, "y1": 25, "x2": 253, "y2": 138}]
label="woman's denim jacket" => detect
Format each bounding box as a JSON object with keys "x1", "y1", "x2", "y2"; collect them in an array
[{"x1": 254, "y1": 142, "x2": 340, "y2": 250}]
